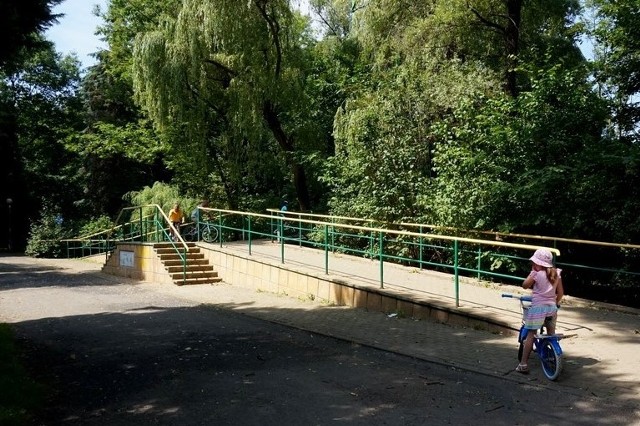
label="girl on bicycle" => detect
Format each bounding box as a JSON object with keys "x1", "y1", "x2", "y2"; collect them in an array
[{"x1": 516, "y1": 248, "x2": 564, "y2": 374}]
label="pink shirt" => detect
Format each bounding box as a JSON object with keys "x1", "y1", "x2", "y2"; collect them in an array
[{"x1": 528, "y1": 269, "x2": 561, "y2": 306}]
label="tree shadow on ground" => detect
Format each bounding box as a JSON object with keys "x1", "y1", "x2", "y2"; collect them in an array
[
  {"x1": 1, "y1": 255, "x2": 638, "y2": 424},
  {"x1": 11, "y1": 304, "x2": 638, "y2": 426}
]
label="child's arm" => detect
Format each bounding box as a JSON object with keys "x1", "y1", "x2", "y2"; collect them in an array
[
  {"x1": 555, "y1": 276, "x2": 564, "y2": 305},
  {"x1": 522, "y1": 270, "x2": 536, "y2": 289}
]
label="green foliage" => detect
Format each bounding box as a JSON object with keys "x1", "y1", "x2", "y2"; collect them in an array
[
  {"x1": 0, "y1": 0, "x2": 62, "y2": 68},
  {"x1": 326, "y1": 57, "x2": 501, "y2": 224},
  {"x1": 66, "y1": 120, "x2": 165, "y2": 163},
  {"x1": 124, "y1": 181, "x2": 198, "y2": 219},
  {"x1": 588, "y1": 0, "x2": 640, "y2": 142},
  {"x1": 0, "y1": 324, "x2": 45, "y2": 425},
  {"x1": 25, "y1": 206, "x2": 70, "y2": 258},
  {"x1": 1, "y1": 40, "x2": 85, "y2": 247},
  {"x1": 431, "y1": 62, "x2": 614, "y2": 237},
  {"x1": 77, "y1": 216, "x2": 115, "y2": 238},
  {"x1": 131, "y1": 0, "x2": 332, "y2": 211}
]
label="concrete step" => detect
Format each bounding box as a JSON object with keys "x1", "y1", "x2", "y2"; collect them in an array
[
  {"x1": 174, "y1": 276, "x2": 223, "y2": 286},
  {"x1": 156, "y1": 247, "x2": 201, "y2": 255},
  {"x1": 163, "y1": 259, "x2": 209, "y2": 267},
  {"x1": 159, "y1": 253, "x2": 204, "y2": 261},
  {"x1": 167, "y1": 265, "x2": 214, "y2": 273},
  {"x1": 154, "y1": 242, "x2": 196, "y2": 249},
  {"x1": 154, "y1": 242, "x2": 221, "y2": 286},
  {"x1": 171, "y1": 271, "x2": 219, "y2": 281}
]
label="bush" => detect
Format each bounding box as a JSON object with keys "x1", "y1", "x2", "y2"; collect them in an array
[
  {"x1": 77, "y1": 216, "x2": 114, "y2": 238},
  {"x1": 25, "y1": 207, "x2": 70, "y2": 258}
]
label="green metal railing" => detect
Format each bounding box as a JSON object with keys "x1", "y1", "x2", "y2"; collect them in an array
[
  {"x1": 61, "y1": 215, "x2": 155, "y2": 258},
  {"x1": 61, "y1": 205, "x2": 640, "y2": 306},
  {"x1": 263, "y1": 209, "x2": 640, "y2": 307},
  {"x1": 62, "y1": 205, "x2": 190, "y2": 284},
  {"x1": 193, "y1": 207, "x2": 563, "y2": 307}
]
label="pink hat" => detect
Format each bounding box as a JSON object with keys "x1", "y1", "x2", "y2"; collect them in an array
[{"x1": 530, "y1": 249, "x2": 554, "y2": 268}]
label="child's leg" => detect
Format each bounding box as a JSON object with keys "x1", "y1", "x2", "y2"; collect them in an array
[
  {"x1": 520, "y1": 330, "x2": 535, "y2": 365},
  {"x1": 544, "y1": 312, "x2": 558, "y2": 335}
]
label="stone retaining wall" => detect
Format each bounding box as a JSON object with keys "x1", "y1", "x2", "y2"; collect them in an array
[{"x1": 102, "y1": 243, "x2": 173, "y2": 284}]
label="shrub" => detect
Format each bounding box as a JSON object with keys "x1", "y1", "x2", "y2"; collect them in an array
[{"x1": 25, "y1": 207, "x2": 70, "y2": 258}]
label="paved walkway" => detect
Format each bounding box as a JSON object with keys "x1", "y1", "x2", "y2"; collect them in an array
[
  {"x1": 4, "y1": 242, "x2": 640, "y2": 412},
  {"x1": 203, "y1": 240, "x2": 640, "y2": 406}
]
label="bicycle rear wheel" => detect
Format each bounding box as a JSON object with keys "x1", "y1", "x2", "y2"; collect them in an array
[{"x1": 539, "y1": 340, "x2": 563, "y2": 380}]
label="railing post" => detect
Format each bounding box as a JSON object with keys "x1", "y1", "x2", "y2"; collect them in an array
[
  {"x1": 419, "y1": 225, "x2": 424, "y2": 270},
  {"x1": 379, "y1": 231, "x2": 384, "y2": 289},
  {"x1": 196, "y1": 207, "x2": 201, "y2": 241},
  {"x1": 154, "y1": 208, "x2": 159, "y2": 242},
  {"x1": 324, "y1": 224, "x2": 329, "y2": 274},
  {"x1": 454, "y1": 239, "x2": 460, "y2": 307},
  {"x1": 248, "y1": 216, "x2": 252, "y2": 256},
  {"x1": 280, "y1": 219, "x2": 285, "y2": 264},
  {"x1": 139, "y1": 207, "x2": 143, "y2": 242},
  {"x1": 218, "y1": 212, "x2": 223, "y2": 248}
]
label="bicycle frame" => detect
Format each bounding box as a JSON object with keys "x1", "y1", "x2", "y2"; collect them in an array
[{"x1": 502, "y1": 293, "x2": 564, "y2": 380}]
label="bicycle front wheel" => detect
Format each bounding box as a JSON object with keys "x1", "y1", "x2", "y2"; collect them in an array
[
  {"x1": 539, "y1": 340, "x2": 563, "y2": 381},
  {"x1": 183, "y1": 227, "x2": 195, "y2": 242},
  {"x1": 202, "y1": 226, "x2": 218, "y2": 243}
]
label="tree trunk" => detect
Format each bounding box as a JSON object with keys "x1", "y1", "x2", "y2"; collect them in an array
[
  {"x1": 504, "y1": 0, "x2": 522, "y2": 97},
  {"x1": 262, "y1": 101, "x2": 311, "y2": 211},
  {"x1": 469, "y1": 0, "x2": 522, "y2": 97}
]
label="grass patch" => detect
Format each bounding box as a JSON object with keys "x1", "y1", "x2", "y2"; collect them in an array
[{"x1": 0, "y1": 324, "x2": 45, "y2": 426}]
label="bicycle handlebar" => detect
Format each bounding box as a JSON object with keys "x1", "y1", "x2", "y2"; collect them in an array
[{"x1": 501, "y1": 293, "x2": 533, "y2": 302}]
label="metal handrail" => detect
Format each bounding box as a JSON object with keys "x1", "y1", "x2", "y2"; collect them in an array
[
  {"x1": 266, "y1": 208, "x2": 640, "y2": 250},
  {"x1": 62, "y1": 205, "x2": 639, "y2": 305},
  {"x1": 196, "y1": 207, "x2": 566, "y2": 307}
]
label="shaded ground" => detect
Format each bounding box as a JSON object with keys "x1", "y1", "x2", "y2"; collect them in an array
[{"x1": 0, "y1": 255, "x2": 637, "y2": 425}]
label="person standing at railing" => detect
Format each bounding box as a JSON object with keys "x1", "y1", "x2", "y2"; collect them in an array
[
  {"x1": 190, "y1": 200, "x2": 209, "y2": 223},
  {"x1": 168, "y1": 203, "x2": 184, "y2": 241},
  {"x1": 189, "y1": 200, "x2": 209, "y2": 241},
  {"x1": 515, "y1": 248, "x2": 564, "y2": 374},
  {"x1": 274, "y1": 199, "x2": 288, "y2": 242}
]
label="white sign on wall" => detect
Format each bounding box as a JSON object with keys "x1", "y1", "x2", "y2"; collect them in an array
[{"x1": 119, "y1": 250, "x2": 134, "y2": 267}]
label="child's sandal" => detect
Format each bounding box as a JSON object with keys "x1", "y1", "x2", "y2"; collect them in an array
[{"x1": 515, "y1": 364, "x2": 529, "y2": 374}]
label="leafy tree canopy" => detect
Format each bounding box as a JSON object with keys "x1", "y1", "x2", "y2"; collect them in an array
[{"x1": 0, "y1": 0, "x2": 63, "y2": 69}]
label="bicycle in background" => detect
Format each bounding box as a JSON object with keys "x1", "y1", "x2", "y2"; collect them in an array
[
  {"x1": 182, "y1": 222, "x2": 218, "y2": 243},
  {"x1": 502, "y1": 293, "x2": 564, "y2": 380}
]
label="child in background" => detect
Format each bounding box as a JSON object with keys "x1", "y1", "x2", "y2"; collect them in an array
[{"x1": 168, "y1": 203, "x2": 184, "y2": 240}]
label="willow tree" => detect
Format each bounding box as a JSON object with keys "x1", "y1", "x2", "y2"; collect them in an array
[{"x1": 133, "y1": 0, "x2": 320, "y2": 211}]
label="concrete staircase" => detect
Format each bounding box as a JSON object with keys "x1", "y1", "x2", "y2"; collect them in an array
[{"x1": 154, "y1": 242, "x2": 222, "y2": 286}]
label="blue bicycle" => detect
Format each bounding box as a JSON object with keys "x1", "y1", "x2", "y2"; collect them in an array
[{"x1": 502, "y1": 293, "x2": 564, "y2": 381}]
